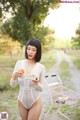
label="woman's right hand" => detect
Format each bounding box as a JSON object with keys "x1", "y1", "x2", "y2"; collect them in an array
[{"x1": 12, "y1": 71, "x2": 24, "y2": 80}]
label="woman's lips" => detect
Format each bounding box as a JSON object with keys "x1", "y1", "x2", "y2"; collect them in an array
[
  {"x1": 28, "y1": 54, "x2": 32, "y2": 57},
  {"x1": 28, "y1": 55, "x2": 33, "y2": 58}
]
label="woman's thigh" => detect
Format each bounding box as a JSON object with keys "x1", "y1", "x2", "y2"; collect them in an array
[
  {"x1": 27, "y1": 97, "x2": 42, "y2": 120},
  {"x1": 18, "y1": 100, "x2": 28, "y2": 120}
]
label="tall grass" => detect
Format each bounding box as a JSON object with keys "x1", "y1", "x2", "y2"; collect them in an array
[
  {"x1": 0, "y1": 54, "x2": 23, "y2": 91},
  {"x1": 41, "y1": 49, "x2": 57, "y2": 69},
  {"x1": 59, "y1": 60, "x2": 71, "y2": 81},
  {"x1": 59, "y1": 60, "x2": 75, "y2": 90},
  {"x1": 66, "y1": 50, "x2": 80, "y2": 69}
]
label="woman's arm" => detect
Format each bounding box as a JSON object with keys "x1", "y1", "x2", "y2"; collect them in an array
[
  {"x1": 10, "y1": 61, "x2": 20, "y2": 88},
  {"x1": 34, "y1": 65, "x2": 46, "y2": 92},
  {"x1": 10, "y1": 79, "x2": 18, "y2": 88},
  {"x1": 35, "y1": 82, "x2": 44, "y2": 92}
]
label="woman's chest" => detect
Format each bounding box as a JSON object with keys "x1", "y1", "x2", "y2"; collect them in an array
[{"x1": 18, "y1": 61, "x2": 41, "y2": 77}]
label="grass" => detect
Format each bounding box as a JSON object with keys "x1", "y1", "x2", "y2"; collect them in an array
[
  {"x1": 59, "y1": 59, "x2": 75, "y2": 90},
  {"x1": 72, "y1": 57, "x2": 80, "y2": 69},
  {"x1": 0, "y1": 90, "x2": 19, "y2": 120},
  {"x1": 66, "y1": 50, "x2": 80, "y2": 70},
  {"x1": 59, "y1": 60, "x2": 71, "y2": 82},
  {"x1": 0, "y1": 54, "x2": 24, "y2": 90},
  {"x1": 0, "y1": 53, "x2": 24, "y2": 67},
  {"x1": 41, "y1": 49, "x2": 56, "y2": 69},
  {"x1": 61, "y1": 103, "x2": 80, "y2": 120}
]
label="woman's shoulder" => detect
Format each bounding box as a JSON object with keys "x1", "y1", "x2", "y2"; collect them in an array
[
  {"x1": 37, "y1": 62, "x2": 45, "y2": 69},
  {"x1": 16, "y1": 59, "x2": 26, "y2": 65}
]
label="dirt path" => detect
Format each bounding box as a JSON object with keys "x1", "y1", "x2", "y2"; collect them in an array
[{"x1": 47, "y1": 50, "x2": 80, "y2": 94}]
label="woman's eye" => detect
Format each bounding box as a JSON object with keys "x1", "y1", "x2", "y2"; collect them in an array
[
  {"x1": 33, "y1": 49, "x2": 36, "y2": 51},
  {"x1": 27, "y1": 48, "x2": 30, "y2": 50},
  {"x1": 27, "y1": 48, "x2": 36, "y2": 52}
]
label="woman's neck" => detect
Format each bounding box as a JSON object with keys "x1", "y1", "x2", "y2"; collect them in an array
[{"x1": 27, "y1": 59, "x2": 36, "y2": 65}]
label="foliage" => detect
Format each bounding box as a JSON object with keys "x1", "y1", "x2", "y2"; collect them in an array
[
  {"x1": 0, "y1": 0, "x2": 60, "y2": 20},
  {"x1": 1, "y1": 17, "x2": 54, "y2": 45},
  {"x1": 0, "y1": 35, "x2": 21, "y2": 54},
  {"x1": 53, "y1": 39, "x2": 72, "y2": 49},
  {"x1": 31, "y1": 26, "x2": 55, "y2": 45},
  {"x1": 0, "y1": 0, "x2": 60, "y2": 45},
  {"x1": 1, "y1": 13, "x2": 33, "y2": 45},
  {"x1": 71, "y1": 24, "x2": 80, "y2": 49}
]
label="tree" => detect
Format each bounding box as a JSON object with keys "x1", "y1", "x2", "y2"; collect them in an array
[
  {"x1": 0, "y1": 0, "x2": 60, "y2": 45},
  {"x1": 0, "y1": 0, "x2": 60, "y2": 22},
  {"x1": 71, "y1": 24, "x2": 80, "y2": 49}
]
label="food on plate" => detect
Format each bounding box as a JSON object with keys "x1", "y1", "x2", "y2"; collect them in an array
[{"x1": 25, "y1": 74, "x2": 37, "y2": 80}]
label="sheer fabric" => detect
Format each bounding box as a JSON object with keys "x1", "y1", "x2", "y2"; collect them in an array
[{"x1": 10, "y1": 59, "x2": 51, "y2": 109}]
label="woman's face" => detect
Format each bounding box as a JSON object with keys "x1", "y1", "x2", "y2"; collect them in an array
[{"x1": 27, "y1": 45, "x2": 37, "y2": 60}]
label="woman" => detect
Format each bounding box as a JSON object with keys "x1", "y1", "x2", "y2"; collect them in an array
[{"x1": 10, "y1": 39, "x2": 46, "y2": 120}]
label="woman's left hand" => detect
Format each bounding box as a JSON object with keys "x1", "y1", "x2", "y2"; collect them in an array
[{"x1": 32, "y1": 78, "x2": 40, "y2": 85}]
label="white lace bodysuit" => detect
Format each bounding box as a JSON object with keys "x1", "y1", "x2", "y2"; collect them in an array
[{"x1": 10, "y1": 59, "x2": 46, "y2": 109}]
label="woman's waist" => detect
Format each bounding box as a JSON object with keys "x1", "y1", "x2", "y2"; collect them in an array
[
  {"x1": 20, "y1": 86, "x2": 36, "y2": 90},
  {"x1": 18, "y1": 87, "x2": 40, "y2": 98},
  {"x1": 18, "y1": 79, "x2": 37, "y2": 88}
]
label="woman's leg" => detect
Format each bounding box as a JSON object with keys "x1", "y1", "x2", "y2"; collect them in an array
[
  {"x1": 27, "y1": 97, "x2": 42, "y2": 120},
  {"x1": 18, "y1": 100, "x2": 28, "y2": 120}
]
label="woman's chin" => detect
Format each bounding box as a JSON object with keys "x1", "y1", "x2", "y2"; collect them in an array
[{"x1": 28, "y1": 57, "x2": 34, "y2": 60}]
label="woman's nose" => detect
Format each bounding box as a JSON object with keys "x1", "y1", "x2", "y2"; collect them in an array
[{"x1": 29, "y1": 50, "x2": 33, "y2": 54}]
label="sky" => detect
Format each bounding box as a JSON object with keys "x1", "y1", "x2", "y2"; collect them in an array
[{"x1": 44, "y1": 2, "x2": 80, "y2": 40}]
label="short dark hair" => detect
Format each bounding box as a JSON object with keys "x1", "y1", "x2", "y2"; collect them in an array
[{"x1": 25, "y1": 39, "x2": 42, "y2": 62}]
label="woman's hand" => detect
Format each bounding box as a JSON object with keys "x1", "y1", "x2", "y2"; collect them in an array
[
  {"x1": 12, "y1": 71, "x2": 24, "y2": 80},
  {"x1": 32, "y1": 78, "x2": 40, "y2": 85}
]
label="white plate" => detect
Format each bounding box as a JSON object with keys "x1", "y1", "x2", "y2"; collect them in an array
[{"x1": 24, "y1": 75, "x2": 37, "y2": 80}]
